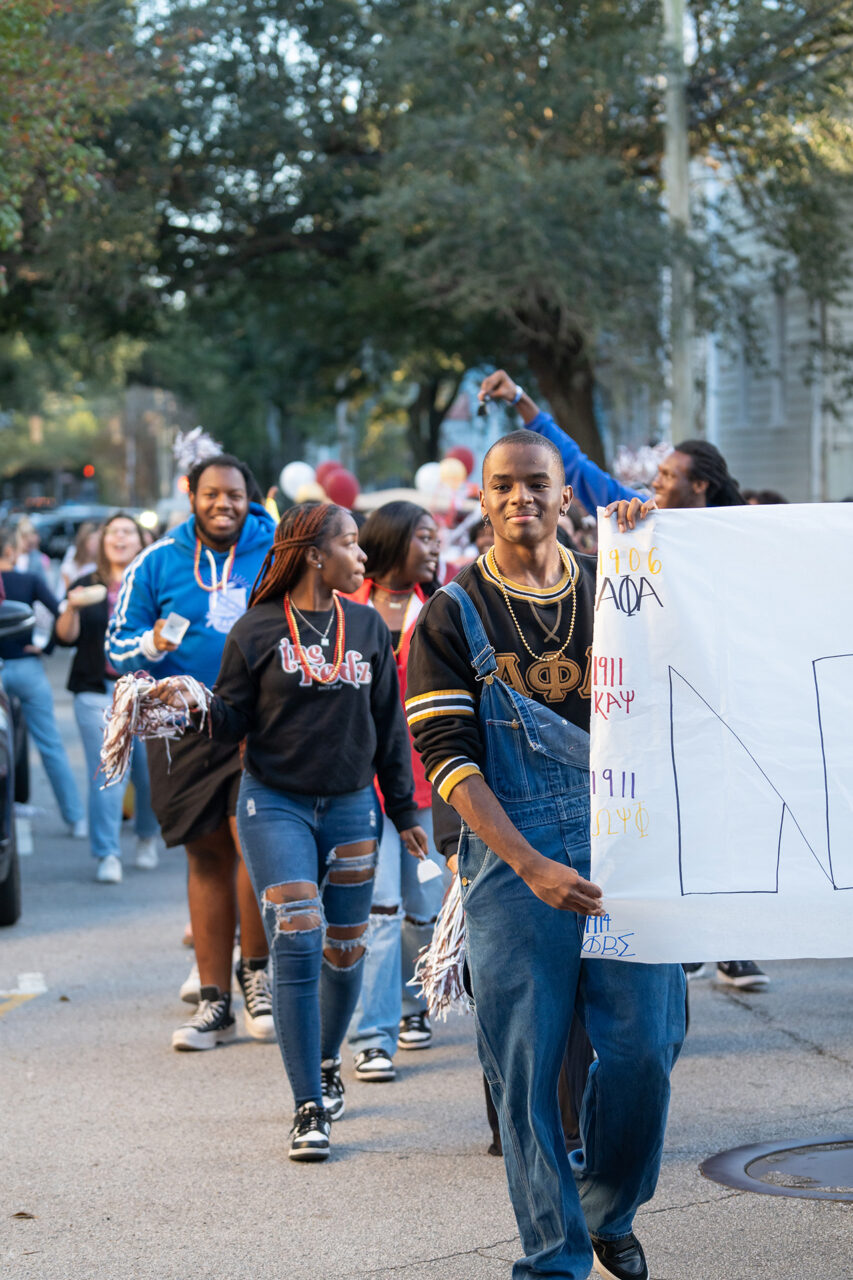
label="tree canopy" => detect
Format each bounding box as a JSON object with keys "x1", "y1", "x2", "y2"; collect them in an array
[{"x1": 1, "y1": 0, "x2": 851, "y2": 487}]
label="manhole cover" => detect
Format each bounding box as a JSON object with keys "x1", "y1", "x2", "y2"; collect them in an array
[{"x1": 701, "y1": 1136, "x2": 853, "y2": 1200}]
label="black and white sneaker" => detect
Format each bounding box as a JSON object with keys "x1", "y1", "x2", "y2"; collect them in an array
[
  {"x1": 235, "y1": 958, "x2": 276, "y2": 1041},
  {"x1": 321, "y1": 1057, "x2": 346, "y2": 1120},
  {"x1": 398, "y1": 1012, "x2": 432, "y2": 1050},
  {"x1": 353, "y1": 1047, "x2": 396, "y2": 1081},
  {"x1": 171, "y1": 988, "x2": 236, "y2": 1051},
  {"x1": 289, "y1": 1103, "x2": 331, "y2": 1162},
  {"x1": 716, "y1": 960, "x2": 769, "y2": 990},
  {"x1": 591, "y1": 1232, "x2": 649, "y2": 1280}
]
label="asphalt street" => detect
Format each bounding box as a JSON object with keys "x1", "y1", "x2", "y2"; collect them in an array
[{"x1": 2, "y1": 651, "x2": 853, "y2": 1279}]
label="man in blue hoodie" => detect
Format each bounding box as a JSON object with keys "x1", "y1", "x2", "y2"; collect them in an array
[{"x1": 108, "y1": 454, "x2": 278, "y2": 1049}]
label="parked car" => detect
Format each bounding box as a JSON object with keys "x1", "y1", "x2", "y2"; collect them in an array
[
  {"x1": 0, "y1": 599, "x2": 36, "y2": 926},
  {"x1": 25, "y1": 505, "x2": 117, "y2": 560}
]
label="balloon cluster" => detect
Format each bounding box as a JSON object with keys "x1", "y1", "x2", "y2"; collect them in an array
[
  {"x1": 278, "y1": 459, "x2": 361, "y2": 508},
  {"x1": 415, "y1": 445, "x2": 476, "y2": 498}
]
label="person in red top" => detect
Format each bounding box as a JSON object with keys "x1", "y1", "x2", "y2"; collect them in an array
[{"x1": 345, "y1": 501, "x2": 449, "y2": 1081}]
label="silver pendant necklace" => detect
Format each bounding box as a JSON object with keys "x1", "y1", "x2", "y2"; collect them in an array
[{"x1": 289, "y1": 602, "x2": 335, "y2": 648}]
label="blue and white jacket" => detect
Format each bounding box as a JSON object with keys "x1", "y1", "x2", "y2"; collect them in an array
[
  {"x1": 106, "y1": 505, "x2": 276, "y2": 687},
  {"x1": 527, "y1": 411, "x2": 643, "y2": 513}
]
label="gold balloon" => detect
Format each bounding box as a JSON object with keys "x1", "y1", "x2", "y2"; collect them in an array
[
  {"x1": 438, "y1": 456, "x2": 467, "y2": 489},
  {"x1": 295, "y1": 480, "x2": 326, "y2": 503}
]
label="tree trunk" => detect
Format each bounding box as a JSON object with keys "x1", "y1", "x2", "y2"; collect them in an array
[
  {"x1": 407, "y1": 374, "x2": 463, "y2": 471},
  {"x1": 523, "y1": 344, "x2": 606, "y2": 468}
]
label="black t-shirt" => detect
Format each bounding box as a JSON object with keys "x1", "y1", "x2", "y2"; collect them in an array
[
  {"x1": 55, "y1": 572, "x2": 114, "y2": 694},
  {"x1": 208, "y1": 596, "x2": 417, "y2": 830}
]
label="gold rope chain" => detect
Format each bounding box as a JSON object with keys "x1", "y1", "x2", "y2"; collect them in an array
[{"x1": 487, "y1": 544, "x2": 578, "y2": 664}]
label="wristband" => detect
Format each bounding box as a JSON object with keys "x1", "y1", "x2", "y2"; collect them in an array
[{"x1": 510, "y1": 384, "x2": 525, "y2": 406}]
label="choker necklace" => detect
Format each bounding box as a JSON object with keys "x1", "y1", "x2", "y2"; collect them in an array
[
  {"x1": 289, "y1": 601, "x2": 335, "y2": 648},
  {"x1": 194, "y1": 539, "x2": 235, "y2": 593},
  {"x1": 284, "y1": 594, "x2": 345, "y2": 684},
  {"x1": 488, "y1": 545, "x2": 577, "y2": 663},
  {"x1": 373, "y1": 584, "x2": 413, "y2": 611}
]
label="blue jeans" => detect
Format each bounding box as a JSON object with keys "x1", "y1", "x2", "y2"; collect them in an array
[
  {"x1": 74, "y1": 689, "x2": 158, "y2": 861},
  {"x1": 236, "y1": 773, "x2": 379, "y2": 1108},
  {"x1": 347, "y1": 806, "x2": 448, "y2": 1058},
  {"x1": 444, "y1": 580, "x2": 685, "y2": 1279},
  {"x1": 1, "y1": 656, "x2": 84, "y2": 825}
]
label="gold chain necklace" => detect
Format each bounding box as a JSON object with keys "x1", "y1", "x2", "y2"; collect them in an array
[{"x1": 487, "y1": 545, "x2": 578, "y2": 664}]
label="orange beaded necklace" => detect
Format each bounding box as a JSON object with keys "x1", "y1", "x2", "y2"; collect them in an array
[{"x1": 284, "y1": 594, "x2": 346, "y2": 685}]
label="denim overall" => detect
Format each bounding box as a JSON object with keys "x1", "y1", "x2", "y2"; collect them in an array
[{"x1": 442, "y1": 582, "x2": 685, "y2": 1280}]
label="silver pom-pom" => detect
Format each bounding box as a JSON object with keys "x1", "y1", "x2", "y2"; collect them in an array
[{"x1": 173, "y1": 426, "x2": 223, "y2": 475}]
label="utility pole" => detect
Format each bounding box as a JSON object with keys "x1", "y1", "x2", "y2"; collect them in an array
[{"x1": 663, "y1": 0, "x2": 695, "y2": 436}]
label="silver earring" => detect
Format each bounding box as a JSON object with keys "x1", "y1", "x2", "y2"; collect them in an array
[{"x1": 482, "y1": 514, "x2": 490, "y2": 526}]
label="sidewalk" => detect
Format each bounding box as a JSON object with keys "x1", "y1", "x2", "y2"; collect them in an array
[{"x1": 2, "y1": 652, "x2": 852, "y2": 1278}]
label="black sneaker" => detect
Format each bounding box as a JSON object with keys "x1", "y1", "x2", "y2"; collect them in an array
[
  {"x1": 716, "y1": 960, "x2": 769, "y2": 990},
  {"x1": 591, "y1": 1232, "x2": 649, "y2": 1280},
  {"x1": 235, "y1": 959, "x2": 276, "y2": 1041},
  {"x1": 398, "y1": 1012, "x2": 433, "y2": 1050},
  {"x1": 171, "y1": 987, "x2": 236, "y2": 1051},
  {"x1": 289, "y1": 1102, "x2": 331, "y2": 1162},
  {"x1": 321, "y1": 1056, "x2": 346, "y2": 1120},
  {"x1": 353, "y1": 1047, "x2": 396, "y2": 1081}
]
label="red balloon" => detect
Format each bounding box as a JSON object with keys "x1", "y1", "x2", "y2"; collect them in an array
[
  {"x1": 446, "y1": 445, "x2": 475, "y2": 477},
  {"x1": 316, "y1": 460, "x2": 343, "y2": 487},
  {"x1": 324, "y1": 467, "x2": 361, "y2": 508}
]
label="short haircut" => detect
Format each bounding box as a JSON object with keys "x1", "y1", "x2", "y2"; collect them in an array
[
  {"x1": 186, "y1": 453, "x2": 262, "y2": 504},
  {"x1": 482, "y1": 430, "x2": 566, "y2": 484}
]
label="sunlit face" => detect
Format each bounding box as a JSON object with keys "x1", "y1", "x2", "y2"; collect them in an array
[
  {"x1": 314, "y1": 514, "x2": 367, "y2": 594},
  {"x1": 190, "y1": 465, "x2": 249, "y2": 549},
  {"x1": 102, "y1": 518, "x2": 143, "y2": 572},
  {"x1": 652, "y1": 450, "x2": 707, "y2": 509},
  {"x1": 402, "y1": 517, "x2": 440, "y2": 585},
  {"x1": 481, "y1": 442, "x2": 570, "y2": 549}
]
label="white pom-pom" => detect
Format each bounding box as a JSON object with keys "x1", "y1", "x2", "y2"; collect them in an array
[
  {"x1": 173, "y1": 426, "x2": 223, "y2": 475},
  {"x1": 410, "y1": 875, "x2": 471, "y2": 1020}
]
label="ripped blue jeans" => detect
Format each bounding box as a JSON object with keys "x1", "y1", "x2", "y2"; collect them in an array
[{"x1": 236, "y1": 772, "x2": 378, "y2": 1108}]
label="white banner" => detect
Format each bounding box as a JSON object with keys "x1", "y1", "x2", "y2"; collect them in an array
[{"x1": 586, "y1": 503, "x2": 853, "y2": 964}]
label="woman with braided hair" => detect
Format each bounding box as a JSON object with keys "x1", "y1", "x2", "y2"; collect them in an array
[{"x1": 160, "y1": 501, "x2": 426, "y2": 1160}]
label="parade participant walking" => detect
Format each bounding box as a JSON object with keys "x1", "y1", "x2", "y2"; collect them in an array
[
  {"x1": 344, "y1": 501, "x2": 446, "y2": 1081},
  {"x1": 159, "y1": 502, "x2": 426, "y2": 1161},
  {"x1": 0, "y1": 527, "x2": 86, "y2": 836},
  {"x1": 482, "y1": 369, "x2": 769, "y2": 993},
  {"x1": 107, "y1": 454, "x2": 276, "y2": 1049},
  {"x1": 406, "y1": 431, "x2": 685, "y2": 1280},
  {"x1": 55, "y1": 513, "x2": 158, "y2": 883}
]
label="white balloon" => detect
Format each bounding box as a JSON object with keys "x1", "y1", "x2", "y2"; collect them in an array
[
  {"x1": 279, "y1": 461, "x2": 316, "y2": 500},
  {"x1": 415, "y1": 462, "x2": 442, "y2": 495}
]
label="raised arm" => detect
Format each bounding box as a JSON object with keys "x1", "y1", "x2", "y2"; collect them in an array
[{"x1": 478, "y1": 370, "x2": 643, "y2": 512}]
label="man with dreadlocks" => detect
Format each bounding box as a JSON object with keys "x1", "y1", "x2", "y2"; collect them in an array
[
  {"x1": 107, "y1": 453, "x2": 278, "y2": 1049},
  {"x1": 479, "y1": 370, "x2": 769, "y2": 992}
]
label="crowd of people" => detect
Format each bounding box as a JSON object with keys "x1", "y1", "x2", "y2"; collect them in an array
[{"x1": 1, "y1": 374, "x2": 799, "y2": 1280}]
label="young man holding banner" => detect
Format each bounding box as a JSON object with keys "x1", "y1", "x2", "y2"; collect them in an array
[
  {"x1": 485, "y1": 367, "x2": 768, "y2": 992},
  {"x1": 406, "y1": 405, "x2": 685, "y2": 1280}
]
